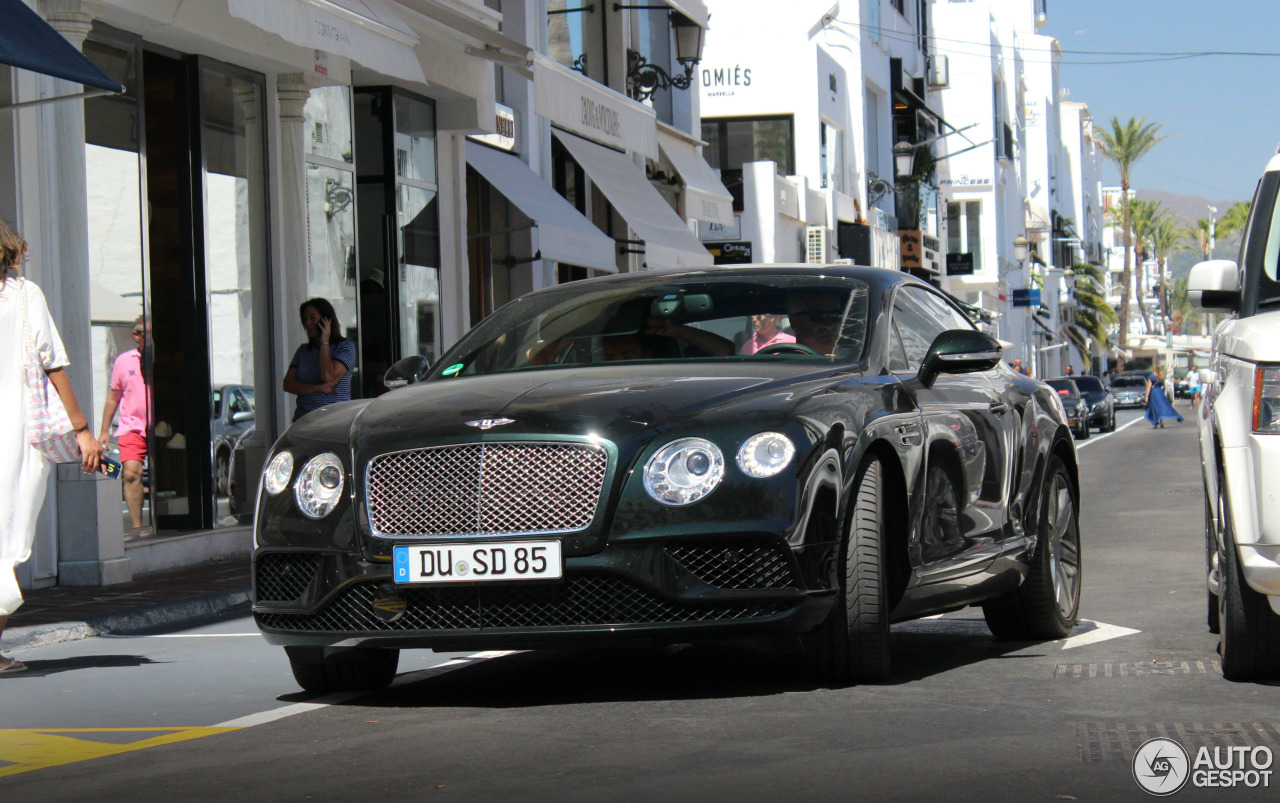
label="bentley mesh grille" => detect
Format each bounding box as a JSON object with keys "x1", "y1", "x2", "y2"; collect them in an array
[
  {"x1": 665, "y1": 539, "x2": 798, "y2": 590},
  {"x1": 256, "y1": 553, "x2": 323, "y2": 603},
  {"x1": 255, "y1": 574, "x2": 796, "y2": 633},
  {"x1": 366, "y1": 443, "x2": 608, "y2": 537}
]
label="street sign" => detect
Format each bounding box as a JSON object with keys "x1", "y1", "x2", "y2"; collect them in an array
[
  {"x1": 1011, "y1": 288, "x2": 1040, "y2": 307},
  {"x1": 946, "y1": 252, "x2": 974, "y2": 276}
]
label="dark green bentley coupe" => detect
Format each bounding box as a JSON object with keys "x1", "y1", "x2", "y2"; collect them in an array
[{"x1": 253, "y1": 265, "x2": 1082, "y2": 692}]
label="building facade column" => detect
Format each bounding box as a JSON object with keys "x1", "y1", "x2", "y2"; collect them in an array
[
  {"x1": 274, "y1": 73, "x2": 311, "y2": 435},
  {"x1": 41, "y1": 0, "x2": 130, "y2": 586}
]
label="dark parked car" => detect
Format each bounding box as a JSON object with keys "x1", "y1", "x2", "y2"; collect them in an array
[
  {"x1": 1046, "y1": 378, "x2": 1090, "y2": 439},
  {"x1": 1110, "y1": 374, "x2": 1148, "y2": 408},
  {"x1": 211, "y1": 384, "x2": 254, "y2": 496},
  {"x1": 1071, "y1": 375, "x2": 1116, "y2": 432},
  {"x1": 252, "y1": 266, "x2": 1082, "y2": 692}
]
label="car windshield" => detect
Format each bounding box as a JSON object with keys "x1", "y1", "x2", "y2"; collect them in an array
[
  {"x1": 429, "y1": 274, "x2": 872, "y2": 378},
  {"x1": 1112, "y1": 376, "x2": 1146, "y2": 388},
  {"x1": 1046, "y1": 379, "x2": 1079, "y2": 398},
  {"x1": 1073, "y1": 376, "x2": 1103, "y2": 393}
]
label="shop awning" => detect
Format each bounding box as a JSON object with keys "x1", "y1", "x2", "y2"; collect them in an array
[
  {"x1": 465, "y1": 140, "x2": 618, "y2": 274},
  {"x1": 656, "y1": 127, "x2": 733, "y2": 226},
  {"x1": 661, "y1": 0, "x2": 710, "y2": 28},
  {"x1": 554, "y1": 130, "x2": 711, "y2": 270},
  {"x1": 227, "y1": 0, "x2": 426, "y2": 84},
  {"x1": 0, "y1": 0, "x2": 122, "y2": 105},
  {"x1": 398, "y1": 0, "x2": 533, "y2": 78}
]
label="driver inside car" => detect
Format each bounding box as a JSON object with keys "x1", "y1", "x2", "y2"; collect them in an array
[{"x1": 785, "y1": 290, "x2": 845, "y2": 355}]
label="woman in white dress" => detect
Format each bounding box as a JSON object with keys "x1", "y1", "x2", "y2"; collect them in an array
[{"x1": 0, "y1": 219, "x2": 102, "y2": 674}]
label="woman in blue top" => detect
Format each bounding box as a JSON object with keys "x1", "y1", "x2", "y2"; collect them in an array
[
  {"x1": 1144, "y1": 364, "x2": 1183, "y2": 429},
  {"x1": 283, "y1": 298, "x2": 357, "y2": 421}
]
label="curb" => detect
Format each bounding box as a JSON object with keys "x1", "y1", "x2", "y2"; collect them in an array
[{"x1": 3, "y1": 588, "x2": 252, "y2": 652}]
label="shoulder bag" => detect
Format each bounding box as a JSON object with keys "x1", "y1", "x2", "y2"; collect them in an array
[{"x1": 19, "y1": 279, "x2": 81, "y2": 463}]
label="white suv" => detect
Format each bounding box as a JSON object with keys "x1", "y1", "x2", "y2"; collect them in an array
[{"x1": 1190, "y1": 151, "x2": 1280, "y2": 680}]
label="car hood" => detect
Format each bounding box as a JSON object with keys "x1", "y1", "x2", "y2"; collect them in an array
[
  {"x1": 349, "y1": 363, "x2": 831, "y2": 455},
  {"x1": 1219, "y1": 311, "x2": 1280, "y2": 362},
  {"x1": 1083, "y1": 390, "x2": 1109, "y2": 404}
]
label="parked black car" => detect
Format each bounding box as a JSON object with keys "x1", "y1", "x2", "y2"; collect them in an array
[
  {"x1": 1046, "y1": 378, "x2": 1090, "y2": 439},
  {"x1": 1070, "y1": 375, "x2": 1116, "y2": 432},
  {"x1": 252, "y1": 266, "x2": 1082, "y2": 692},
  {"x1": 211, "y1": 384, "x2": 254, "y2": 497}
]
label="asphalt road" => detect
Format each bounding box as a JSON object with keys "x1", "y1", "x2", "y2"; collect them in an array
[{"x1": 5, "y1": 402, "x2": 1277, "y2": 802}]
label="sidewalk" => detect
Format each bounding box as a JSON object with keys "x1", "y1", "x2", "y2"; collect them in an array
[{"x1": 2, "y1": 559, "x2": 252, "y2": 652}]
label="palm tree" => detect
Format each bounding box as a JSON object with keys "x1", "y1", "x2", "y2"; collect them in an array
[
  {"x1": 1067, "y1": 261, "x2": 1118, "y2": 363},
  {"x1": 1149, "y1": 216, "x2": 1185, "y2": 333},
  {"x1": 1216, "y1": 200, "x2": 1252, "y2": 243},
  {"x1": 1187, "y1": 219, "x2": 1211, "y2": 261},
  {"x1": 1127, "y1": 198, "x2": 1165, "y2": 335},
  {"x1": 1097, "y1": 117, "x2": 1168, "y2": 365},
  {"x1": 1172, "y1": 275, "x2": 1202, "y2": 334}
]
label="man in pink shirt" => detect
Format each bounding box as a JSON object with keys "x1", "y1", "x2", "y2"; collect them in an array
[
  {"x1": 739, "y1": 313, "x2": 796, "y2": 355},
  {"x1": 99, "y1": 316, "x2": 153, "y2": 530}
]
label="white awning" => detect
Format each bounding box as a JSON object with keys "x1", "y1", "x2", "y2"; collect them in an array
[
  {"x1": 656, "y1": 127, "x2": 732, "y2": 226},
  {"x1": 227, "y1": 0, "x2": 426, "y2": 84},
  {"x1": 397, "y1": 0, "x2": 533, "y2": 78},
  {"x1": 466, "y1": 141, "x2": 618, "y2": 274},
  {"x1": 554, "y1": 130, "x2": 711, "y2": 270},
  {"x1": 662, "y1": 0, "x2": 710, "y2": 28}
]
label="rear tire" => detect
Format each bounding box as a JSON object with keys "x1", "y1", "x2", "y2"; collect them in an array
[
  {"x1": 1104, "y1": 410, "x2": 1117, "y2": 432},
  {"x1": 807, "y1": 457, "x2": 891, "y2": 685},
  {"x1": 1206, "y1": 493, "x2": 1220, "y2": 634},
  {"x1": 1217, "y1": 487, "x2": 1280, "y2": 680},
  {"x1": 286, "y1": 647, "x2": 400, "y2": 693},
  {"x1": 983, "y1": 455, "x2": 1081, "y2": 640}
]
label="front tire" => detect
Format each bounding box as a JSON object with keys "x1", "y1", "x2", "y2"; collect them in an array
[
  {"x1": 983, "y1": 454, "x2": 1081, "y2": 639},
  {"x1": 1206, "y1": 492, "x2": 1220, "y2": 634},
  {"x1": 807, "y1": 457, "x2": 891, "y2": 685},
  {"x1": 286, "y1": 646, "x2": 400, "y2": 693},
  {"x1": 1217, "y1": 485, "x2": 1280, "y2": 680},
  {"x1": 1104, "y1": 410, "x2": 1117, "y2": 433}
]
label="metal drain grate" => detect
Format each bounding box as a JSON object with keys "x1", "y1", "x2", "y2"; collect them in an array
[
  {"x1": 1056, "y1": 660, "x2": 1221, "y2": 678},
  {"x1": 1078, "y1": 722, "x2": 1280, "y2": 763}
]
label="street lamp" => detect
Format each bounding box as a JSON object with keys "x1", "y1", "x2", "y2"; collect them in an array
[
  {"x1": 867, "y1": 141, "x2": 921, "y2": 206},
  {"x1": 1208, "y1": 204, "x2": 1218, "y2": 259},
  {"x1": 1013, "y1": 235, "x2": 1029, "y2": 263},
  {"x1": 622, "y1": 9, "x2": 705, "y2": 102}
]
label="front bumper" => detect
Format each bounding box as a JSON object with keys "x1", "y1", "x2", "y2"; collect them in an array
[
  {"x1": 1113, "y1": 394, "x2": 1145, "y2": 408},
  {"x1": 253, "y1": 539, "x2": 833, "y2": 650}
]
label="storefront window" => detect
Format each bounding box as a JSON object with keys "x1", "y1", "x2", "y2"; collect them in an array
[
  {"x1": 947, "y1": 200, "x2": 982, "y2": 268},
  {"x1": 820, "y1": 121, "x2": 845, "y2": 193},
  {"x1": 631, "y1": 9, "x2": 673, "y2": 125},
  {"x1": 304, "y1": 86, "x2": 359, "y2": 373},
  {"x1": 201, "y1": 67, "x2": 269, "y2": 526},
  {"x1": 701, "y1": 115, "x2": 795, "y2": 211},
  {"x1": 397, "y1": 184, "x2": 441, "y2": 363},
  {"x1": 84, "y1": 38, "x2": 152, "y2": 535},
  {"x1": 547, "y1": 0, "x2": 606, "y2": 84}
]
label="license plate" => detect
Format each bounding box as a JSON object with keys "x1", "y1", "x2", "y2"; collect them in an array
[{"x1": 393, "y1": 541, "x2": 562, "y2": 584}]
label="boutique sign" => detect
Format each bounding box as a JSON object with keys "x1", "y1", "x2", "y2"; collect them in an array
[
  {"x1": 533, "y1": 54, "x2": 657, "y2": 159},
  {"x1": 702, "y1": 64, "x2": 753, "y2": 97}
]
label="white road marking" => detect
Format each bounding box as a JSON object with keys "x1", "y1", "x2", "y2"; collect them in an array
[
  {"x1": 1075, "y1": 415, "x2": 1146, "y2": 450},
  {"x1": 211, "y1": 650, "x2": 519, "y2": 729},
  {"x1": 102, "y1": 633, "x2": 263, "y2": 638},
  {"x1": 1060, "y1": 620, "x2": 1141, "y2": 650}
]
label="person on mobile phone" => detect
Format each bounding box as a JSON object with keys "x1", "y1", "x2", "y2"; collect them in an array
[
  {"x1": 98, "y1": 314, "x2": 153, "y2": 531},
  {"x1": 283, "y1": 298, "x2": 355, "y2": 422},
  {"x1": 0, "y1": 219, "x2": 103, "y2": 674}
]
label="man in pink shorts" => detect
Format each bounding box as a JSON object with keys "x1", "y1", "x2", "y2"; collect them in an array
[{"x1": 99, "y1": 316, "x2": 153, "y2": 530}]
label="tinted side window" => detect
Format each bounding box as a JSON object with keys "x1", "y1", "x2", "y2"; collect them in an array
[
  {"x1": 886, "y1": 321, "x2": 910, "y2": 372},
  {"x1": 891, "y1": 294, "x2": 947, "y2": 372},
  {"x1": 906, "y1": 286, "x2": 976, "y2": 332}
]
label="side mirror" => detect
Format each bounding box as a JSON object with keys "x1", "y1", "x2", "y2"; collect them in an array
[
  {"x1": 384, "y1": 355, "x2": 430, "y2": 389},
  {"x1": 231, "y1": 411, "x2": 254, "y2": 424},
  {"x1": 918, "y1": 329, "x2": 1003, "y2": 390},
  {"x1": 1187, "y1": 259, "x2": 1240, "y2": 311}
]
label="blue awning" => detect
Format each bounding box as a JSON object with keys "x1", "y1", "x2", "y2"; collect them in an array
[{"x1": 0, "y1": 0, "x2": 122, "y2": 93}]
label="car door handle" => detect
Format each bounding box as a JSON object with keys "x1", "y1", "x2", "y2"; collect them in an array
[{"x1": 988, "y1": 401, "x2": 1010, "y2": 416}]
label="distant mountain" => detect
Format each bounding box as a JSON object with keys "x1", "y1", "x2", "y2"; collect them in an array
[{"x1": 1130, "y1": 188, "x2": 1249, "y2": 279}]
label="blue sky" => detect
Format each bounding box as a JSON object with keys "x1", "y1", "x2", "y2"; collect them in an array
[{"x1": 1045, "y1": 0, "x2": 1278, "y2": 202}]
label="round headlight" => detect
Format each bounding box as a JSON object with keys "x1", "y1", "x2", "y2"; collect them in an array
[
  {"x1": 294, "y1": 452, "x2": 346, "y2": 519},
  {"x1": 737, "y1": 432, "x2": 795, "y2": 478},
  {"x1": 643, "y1": 437, "x2": 724, "y2": 506},
  {"x1": 263, "y1": 451, "x2": 294, "y2": 496}
]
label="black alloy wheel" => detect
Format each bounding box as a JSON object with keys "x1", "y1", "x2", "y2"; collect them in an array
[
  {"x1": 1216, "y1": 473, "x2": 1280, "y2": 680},
  {"x1": 983, "y1": 454, "x2": 1081, "y2": 639},
  {"x1": 921, "y1": 464, "x2": 962, "y2": 561},
  {"x1": 215, "y1": 450, "x2": 230, "y2": 497},
  {"x1": 286, "y1": 646, "x2": 400, "y2": 693},
  {"x1": 806, "y1": 456, "x2": 891, "y2": 685}
]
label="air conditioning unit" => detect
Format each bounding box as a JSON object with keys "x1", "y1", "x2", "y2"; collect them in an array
[
  {"x1": 805, "y1": 226, "x2": 832, "y2": 264},
  {"x1": 928, "y1": 55, "x2": 949, "y2": 89}
]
